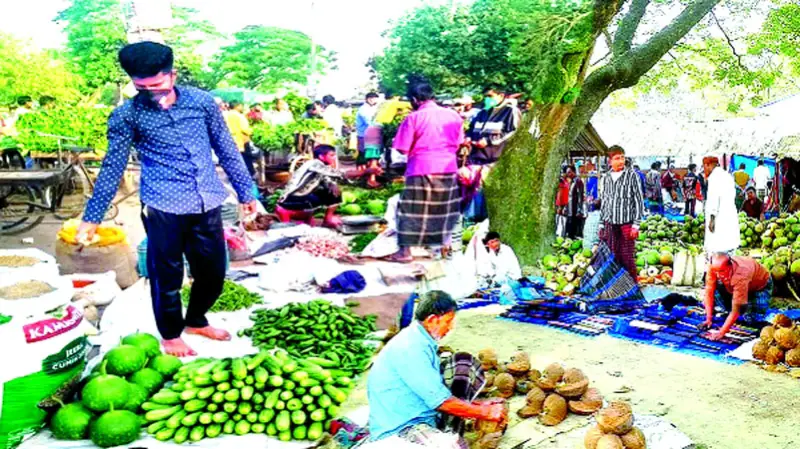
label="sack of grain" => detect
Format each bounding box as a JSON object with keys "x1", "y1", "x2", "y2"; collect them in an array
[
  {"x1": 55, "y1": 239, "x2": 138, "y2": 289},
  {"x1": 0, "y1": 249, "x2": 58, "y2": 279},
  {"x1": 0, "y1": 275, "x2": 87, "y2": 449}
]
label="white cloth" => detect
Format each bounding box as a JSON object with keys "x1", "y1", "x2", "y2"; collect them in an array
[
  {"x1": 322, "y1": 104, "x2": 344, "y2": 137},
  {"x1": 475, "y1": 244, "x2": 522, "y2": 283},
  {"x1": 753, "y1": 165, "x2": 771, "y2": 190},
  {"x1": 268, "y1": 110, "x2": 294, "y2": 126},
  {"x1": 704, "y1": 166, "x2": 740, "y2": 253}
]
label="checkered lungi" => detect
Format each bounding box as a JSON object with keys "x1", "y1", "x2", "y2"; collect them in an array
[
  {"x1": 602, "y1": 222, "x2": 638, "y2": 280},
  {"x1": 714, "y1": 277, "x2": 772, "y2": 324},
  {"x1": 398, "y1": 174, "x2": 461, "y2": 248}
]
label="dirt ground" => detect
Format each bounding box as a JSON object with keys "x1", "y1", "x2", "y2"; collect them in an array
[{"x1": 346, "y1": 305, "x2": 800, "y2": 449}]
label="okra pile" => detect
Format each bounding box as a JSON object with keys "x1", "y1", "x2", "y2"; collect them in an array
[
  {"x1": 239, "y1": 300, "x2": 378, "y2": 373},
  {"x1": 181, "y1": 280, "x2": 263, "y2": 313},
  {"x1": 143, "y1": 349, "x2": 354, "y2": 443}
]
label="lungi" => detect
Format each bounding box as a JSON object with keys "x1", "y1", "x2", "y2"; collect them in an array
[
  {"x1": 602, "y1": 222, "x2": 637, "y2": 280},
  {"x1": 397, "y1": 174, "x2": 461, "y2": 248},
  {"x1": 714, "y1": 277, "x2": 772, "y2": 324}
]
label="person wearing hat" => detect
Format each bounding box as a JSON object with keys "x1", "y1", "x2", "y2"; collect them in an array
[
  {"x1": 701, "y1": 253, "x2": 772, "y2": 339},
  {"x1": 702, "y1": 156, "x2": 740, "y2": 255}
]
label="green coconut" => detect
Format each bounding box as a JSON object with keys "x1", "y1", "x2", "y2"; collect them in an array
[
  {"x1": 341, "y1": 191, "x2": 357, "y2": 204},
  {"x1": 772, "y1": 264, "x2": 788, "y2": 282},
  {"x1": 659, "y1": 251, "x2": 674, "y2": 266},
  {"x1": 791, "y1": 260, "x2": 800, "y2": 276},
  {"x1": 341, "y1": 204, "x2": 362, "y2": 216},
  {"x1": 582, "y1": 249, "x2": 593, "y2": 258},
  {"x1": 543, "y1": 255, "x2": 558, "y2": 270},
  {"x1": 646, "y1": 251, "x2": 660, "y2": 266}
]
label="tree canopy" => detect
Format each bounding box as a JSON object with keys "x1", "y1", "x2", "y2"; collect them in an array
[{"x1": 209, "y1": 26, "x2": 335, "y2": 93}]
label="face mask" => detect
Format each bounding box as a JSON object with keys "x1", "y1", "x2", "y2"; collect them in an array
[{"x1": 484, "y1": 96, "x2": 499, "y2": 109}]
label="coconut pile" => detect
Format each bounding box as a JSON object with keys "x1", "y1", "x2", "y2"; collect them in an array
[
  {"x1": 639, "y1": 214, "x2": 703, "y2": 245},
  {"x1": 478, "y1": 350, "x2": 603, "y2": 427},
  {"x1": 584, "y1": 401, "x2": 646, "y2": 449},
  {"x1": 540, "y1": 238, "x2": 592, "y2": 295},
  {"x1": 752, "y1": 314, "x2": 800, "y2": 370}
]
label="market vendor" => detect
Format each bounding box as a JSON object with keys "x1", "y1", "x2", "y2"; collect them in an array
[
  {"x1": 76, "y1": 42, "x2": 258, "y2": 357},
  {"x1": 276, "y1": 145, "x2": 378, "y2": 227},
  {"x1": 700, "y1": 253, "x2": 772, "y2": 340},
  {"x1": 474, "y1": 231, "x2": 522, "y2": 287},
  {"x1": 367, "y1": 291, "x2": 506, "y2": 446}
]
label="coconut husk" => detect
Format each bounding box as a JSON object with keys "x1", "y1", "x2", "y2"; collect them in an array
[
  {"x1": 484, "y1": 372, "x2": 496, "y2": 389},
  {"x1": 765, "y1": 345, "x2": 785, "y2": 365},
  {"x1": 760, "y1": 325, "x2": 776, "y2": 344},
  {"x1": 773, "y1": 314, "x2": 793, "y2": 328},
  {"x1": 543, "y1": 363, "x2": 565, "y2": 382},
  {"x1": 556, "y1": 368, "x2": 589, "y2": 398},
  {"x1": 528, "y1": 369, "x2": 542, "y2": 382},
  {"x1": 478, "y1": 348, "x2": 499, "y2": 371},
  {"x1": 475, "y1": 431, "x2": 503, "y2": 449},
  {"x1": 752, "y1": 340, "x2": 769, "y2": 361},
  {"x1": 597, "y1": 434, "x2": 624, "y2": 449},
  {"x1": 774, "y1": 327, "x2": 799, "y2": 350},
  {"x1": 506, "y1": 352, "x2": 531, "y2": 376},
  {"x1": 494, "y1": 373, "x2": 516, "y2": 398},
  {"x1": 475, "y1": 400, "x2": 508, "y2": 436},
  {"x1": 524, "y1": 386, "x2": 547, "y2": 414},
  {"x1": 538, "y1": 394, "x2": 567, "y2": 426},
  {"x1": 535, "y1": 376, "x2": 557, "y2": 392},
  {"x1": 620, "y1": 427, "x2": 647, "y2": 449},
  {"x1": 584, "y1": 426, "x2": 605, "y2": 449},
  {"x1": 597, "y1": 401, "x2": 634, "y2": 435},
  {"x1": 515, "y1": 380, "x2": 534, "y2": 395},
  {"x1": 785, "y1": 348, "x2": 800, "y2": 367},
  {"x1": 568, "y1": 388, "x2": 604, "y2": 415},
  {"x1": 517, "y1": 405, "x2": 540, "y2": 419}
]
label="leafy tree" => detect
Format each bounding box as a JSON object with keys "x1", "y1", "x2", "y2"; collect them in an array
[
  {"x1": 55, "y1": 0, "x2": 127, "y2": 92},
  {"x1": 209, "y1": 26, "x2": 335, "y2": 93},
  {"x1": 0, "y1": 33, "x2": 81, "y2": 106},
  {"x1": 164, "y1": 6, "x2": 224, "y2": 90}
]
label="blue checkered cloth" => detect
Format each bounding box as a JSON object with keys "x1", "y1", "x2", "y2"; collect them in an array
[{"x1": 713, "y1": 277, "x2": 772, "y2": 324}]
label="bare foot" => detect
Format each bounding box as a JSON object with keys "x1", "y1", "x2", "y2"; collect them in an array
[
  {"x1": 185, "y1": 325, "x2": 232, "y2": 341},
  {"x1": 385, "y1": 253, "x2": 414, "y2": 264},
  {"x1": 162, "y1": 338, "x2": 197, "y2": 357}
]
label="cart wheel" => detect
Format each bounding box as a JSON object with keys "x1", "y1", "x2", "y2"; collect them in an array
[
  {"x1": 53, "y1": 165, "x2": 91, "y2": 220},
  {"x1": 0, "y1": 186, "x2": 44, "y2": 235}
]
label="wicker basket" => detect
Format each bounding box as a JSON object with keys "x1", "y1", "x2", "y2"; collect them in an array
[{"x1": 266, "y1": 170, "x2": 291, "y2": 184}]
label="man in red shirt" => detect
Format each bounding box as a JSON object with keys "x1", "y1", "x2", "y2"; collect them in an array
[
  {"x1": 555, "y1": 167, "x2": 570, "y2": 237},
  {"x1": 700, "y1": 253, "x2": 772, "y2": 340}
]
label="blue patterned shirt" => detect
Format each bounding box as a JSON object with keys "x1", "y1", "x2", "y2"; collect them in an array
[{"x1": 83, "y1": 86, "x2": 255, "y2": 223}]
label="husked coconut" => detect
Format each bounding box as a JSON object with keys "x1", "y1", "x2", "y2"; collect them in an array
[
  {"x1": 479, "y1": 348, "x2": 499, "y2": 371},
  {"x1": 584, "y1": 426, "x2": 605, "y2": 449},
  {"x1": 596, "y1": 434, "x2": 624, "y2": 449},
  {"x1": 765, "y1": 345, "x2": 785, "y2": 365},
  {"x1": 494, "y1": 373, "x2": 516, "y2": 398},
  {"x1": 528, "y1": 369, "x2": 542, "y2": 382},
  {"x1": 484, "y1": 372, "x2": 496, "y2": 389},
  {"x1": 569, "y1": 388, "x2": 604, "y2": 415},
  {"x1": 620, "y1": 427, "x2": 647, "y2": 449},
  {"x1": 785, "y1": 348, "x2": 800, "y2": 367},
  {"x1": 752, "y1": 340, "x2": 769, "y2": 361},
  {"x1": 774, "y1": 327, "x2": 798, "y2": 350},
  {"x1": 522, "y1": 386, "x2": 547, "y2": 416},
  {"x1": 475, "y1": 431, "x2": 503, "y2": 449},
  {"x1": 773, "y1": 314, "x2": 793, "y2": 329},
  {"x1": 507, "y1": 352, "x2": 531, "y2": 376},
  {"x1": 538, "y1": 394, "x2": 567, "y2": 426},
  {"x1": 543, "y1": 363, "x2": 565, "y2": 382},
  {"x1": 760, "y1": 325, "x2": 776, "y2": 344},
  {"x1": 597, "y1": 401, "x2": 634, "y2": 435},
  {"x1": 556, "y1": 368, "x2": 589, "y2": 398}
]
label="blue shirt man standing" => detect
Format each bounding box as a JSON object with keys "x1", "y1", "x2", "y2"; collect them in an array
[
  {"x1": 367, "y1": 291, "x2": 506, "y2": 445},
  {"x1": 77, "y1": 41, "x2": 257, "y2": 357}
]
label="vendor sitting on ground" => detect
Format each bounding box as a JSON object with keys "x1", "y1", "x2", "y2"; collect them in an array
[
  {"x1": 367, "y1": 291, "x2": 506, "y2": 447},
  {"x1": 276, "y1": 145, "x2": 378, "y2": 227},
  {"x1": 475, "y1": 231, "x2": 522, "y2": 287},
  {"x1": 741, "y1": 186, "x2": 765, "y2": 220},
  {"x1": 700, "y1": 253, "x2": 772, "y2": 340}
]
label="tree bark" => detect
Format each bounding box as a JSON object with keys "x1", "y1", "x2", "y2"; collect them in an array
[{"x1": 484, "y1": 0, "x2": 723, "y2": 266}]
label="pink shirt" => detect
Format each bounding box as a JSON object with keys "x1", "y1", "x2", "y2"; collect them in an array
[{"x1": 392, "y1": 101, "x2": 463, "y2": 177}]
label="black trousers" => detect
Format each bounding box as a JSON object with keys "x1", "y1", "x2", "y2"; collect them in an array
[
  {"x1": 142, "y1": 206, "x2": 226, "y2": 340},
  {"x1": 684, "y1": 199, "x2": 696, "y2": 217},
  {"x1": 566, "y1": 216, "x2": 585, "y2": 239}
]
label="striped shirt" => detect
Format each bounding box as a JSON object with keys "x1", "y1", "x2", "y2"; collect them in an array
[
  {"x1": 600, "y1": 168, "x2": 645, "y2": 226},
  {"x1": 280, "y1": 159, "x2": 343, "y2": 200}
]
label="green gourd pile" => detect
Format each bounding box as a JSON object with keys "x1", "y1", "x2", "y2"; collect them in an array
[{"x1": 141, "y1": 349, "x2": 353, "y2": 443}]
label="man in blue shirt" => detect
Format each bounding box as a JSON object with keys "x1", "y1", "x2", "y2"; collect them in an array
[
  {"x1": 76, "y1": 42, "x2": 257, "y2": 357},
  {"x1": 367, "y1": 291, "x2": 506, "y2": 445}
]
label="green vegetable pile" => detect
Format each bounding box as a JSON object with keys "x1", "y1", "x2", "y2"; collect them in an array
[
  {"x1": 349, "y1": 232, "x2": 379, "y2": 253},
  {"x1": 339, "y1": 184, "x2": 404, "y2": 216},
  {"x1": 181, "y1": 280, "x2": 263, "y2": 313},
  {"x1": 140, "y1": 349, "x2": 354, "y2": 443},
  {"x1": 240, "y1": 300, "x2": 377, "y2": 372},
  {"x1": 251, "y1": 119, "x2": 329, "y2": 152},
  {"x1": 12, "y1": 106, "x2": 112, "y2": 154},
  {"x1": 50, "y1": 332, "x2": 184, "y2": 447}
]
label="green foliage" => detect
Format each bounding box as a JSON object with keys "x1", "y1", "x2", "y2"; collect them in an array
[
  {"x1": 209, "y1": 26, "x2": 335, "y2": 93},
  {"x1": 282, "y1": 92, "x2": 312, "y2": 120},
  {"x1": 372, "y1": 0, "x2": 593, "y2": 101},
  {"x1": 0, "y1": 33, "x2": 82, "y2": 106},
  {"x1": 251, "y1": 119, "x2": 328, "y2": 152},
  {"x1": 14, "y1": 106, "x2": 111, "y2": 153},
  {"x1": 165, "y1": 6, "x2": 223, "y2": 90},
  {"x1": 55, "y1": 0, "x2": 127, "y2": 92}
]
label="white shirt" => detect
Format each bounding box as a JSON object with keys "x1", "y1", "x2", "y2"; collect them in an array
[
  {"x1": 475, "y1": 244, "x2": 522, "y2": 283},
  {"x1": 322, "y1": 104, "x2": 344, "y2": 137},
  {"x1": 704, "y1": 166, "x2": 741, "y2": 253},
  {"x1": 269, "y1": 110, "x2": 294, "y2": 126},
  {"x1": 753, "y1": 165, "x2": 771, "y2": 190}
]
